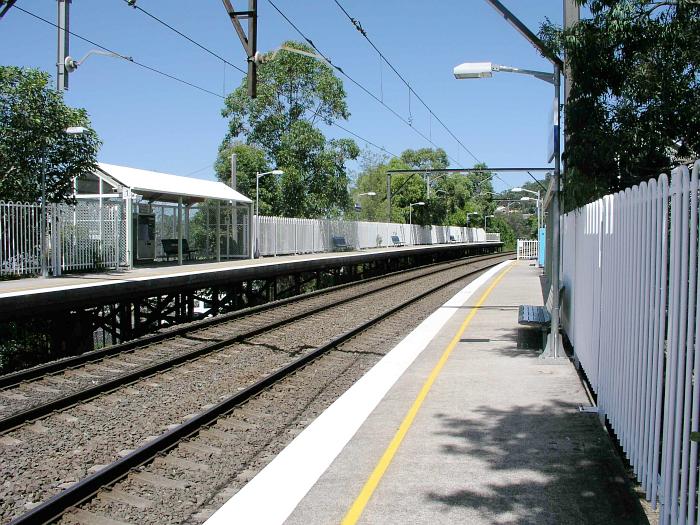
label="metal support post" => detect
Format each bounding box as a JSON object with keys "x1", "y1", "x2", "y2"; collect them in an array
[
  {"x1": 57, "y1": 0, "x2": 69, "y2": 91},
  {"x1": 177, "y1": 196, "x2": 183, "y2": 265},
  {"x1": 248, "y1": 202, "x2": 254, "y2": 259},
  {"x1": 255, "y1": 173, "x2": 260, "y2": 258},
  {"x1": 231, "y1": 153, "x2": 237, "y2": 254},
  {"x1": 543, "y1": 63, "x2": 563, "y2": 360},
  {"x1": 221, "y1": 0, "x2": 257, "y2": 98},
  {"x1": 216, "y1": 201, "x2": 221, "y2": 262}
]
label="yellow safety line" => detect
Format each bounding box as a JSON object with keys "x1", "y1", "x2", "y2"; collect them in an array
[{"x1": 341, "y1": 262, "x2": 514, "y2": 525}]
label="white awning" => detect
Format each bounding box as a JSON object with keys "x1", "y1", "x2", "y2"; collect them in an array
[{"x1": 97, "y1": 163, "x2": 252, "y2": 204}]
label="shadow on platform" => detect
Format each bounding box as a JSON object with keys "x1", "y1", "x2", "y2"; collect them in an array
[{"x1": 426, "y1": 401, "x2": 649, "y2": 525}]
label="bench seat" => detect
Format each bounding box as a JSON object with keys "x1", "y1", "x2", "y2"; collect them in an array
[
  {"x1": 518, "y1": 304, "x2": 551, "y2": 326},
  {"x1": 331, "y1": 235, "x2": 352, "y2": 252}
]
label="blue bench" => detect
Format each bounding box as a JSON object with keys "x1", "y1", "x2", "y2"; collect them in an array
[
  {"x1": 331, "y1": 235, "x2": 352, "y2": 252},
  {"x1": 391, "y1": 235, "x2": 404, "y2": 247}
]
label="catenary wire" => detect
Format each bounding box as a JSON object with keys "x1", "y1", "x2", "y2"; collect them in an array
[
  {"x1": 265, "y1": 0, "x2": 511, "y2": 189},
  {"x1": 265, "y1": 0, "x2": 465, "y2": 166},
  {"x1": 13, "y1": 4, "x2": 398, "y2": 162},
  {"x1": 331, "y1": 0, "x2": 481, "y2": 165},
  {"x1": 13, "y1": 5, "x2": 226, "y2": 99},
  {"x1": 121, "y1": 0, "x2": 247, "y2": 75}
]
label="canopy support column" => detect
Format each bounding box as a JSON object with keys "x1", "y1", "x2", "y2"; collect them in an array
[
  {"x1": 249, "y1": 202, "x2": 254, "y2": 259},
  {"x1": 216, "y1": 201, "x2": 221, "y2": 262},
  {"x1": 177, "y1": 196, "x2": 183, "y2": 265}
]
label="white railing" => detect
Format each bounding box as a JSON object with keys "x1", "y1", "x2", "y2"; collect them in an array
[
  {"x1": 1, "y1": 200, "x2": 127, "y2": 276},
  {"x1": 516, "y1": 239, "x2": 538, "y2": 260},
  {"x1": 256, "y1": 216, "x2": 497, "y2": 256},
  {"x1": 560, "y1": 160, "x2": 700, "y2": 523},
  {"x1": 1, "y1": 200, "x2": 501, "y2": 276}
]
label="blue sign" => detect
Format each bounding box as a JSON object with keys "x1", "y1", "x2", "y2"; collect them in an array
[{"x1": 538, "y1": 227, "x2": 546, "y2": 267}]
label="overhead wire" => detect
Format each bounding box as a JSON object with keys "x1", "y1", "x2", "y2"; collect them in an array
[
  {"x1": 265, "y1": 0, "x2": 466, "y2": 167},
  {"x1": 121, "y1": 0, "x2": 246, "y2": 75},
  {"x1": 266, "y1": 0, "x2": 512, "y2": 190},
  {"x1": 13, "y1": 5, "x2": 226, "y2": 99},
  {"x1": 332, "y1": 0, "x2": 481, "y2": 165}
]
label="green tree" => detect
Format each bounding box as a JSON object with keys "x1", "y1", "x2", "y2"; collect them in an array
[
  {"x1": 0, "y1": 66, "x2": 100, "y2": 203},
  {"x1": 219, "y1": 41, "x2": 359, "y2": 218},
  {"x1": 540, "y1": 1, "x2": 700, "y2": 209},
  {"x1": 353, "y1": 149, "x2": 499, "y2": 228}
]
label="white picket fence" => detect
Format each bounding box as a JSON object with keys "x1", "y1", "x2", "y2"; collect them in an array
[
  {"x1": 560, "y1": 160, "x2": 700, "y2": 523},
  {"x1": 516, "y1": 239, "x2": 539, "y2": 260},
  {"x1": 256, "y1": 216, "x2": 495, "y2": 256},
  {"x1": 1, "y1": 200, "x2": 127, "y2": 276},
  {"x1": 1, "y1": 200, "x2": 501, "y2": 276}
]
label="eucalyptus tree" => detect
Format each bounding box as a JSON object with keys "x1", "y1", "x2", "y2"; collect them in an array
[{"x1": 218, "y1": 41, "x2": 359, "y2": 218}]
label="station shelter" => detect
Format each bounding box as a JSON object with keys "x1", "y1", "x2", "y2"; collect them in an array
[{"x1": 74, "y1": 163, "x2": 253, "y2": 268}]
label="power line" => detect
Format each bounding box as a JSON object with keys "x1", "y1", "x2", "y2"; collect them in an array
[
  {"x1": 121, "y1": 0, "x2": 247, "y2": 75},
  {"x1": 332, "y1": 0, "x2": 481, "y2": 165},
  {"x1": 12, "y1": 5, "x2": 407, "y2": 167},
  {"x1": 14, "y1": 5, "x2": 226, "y2": 99},
  {"x1": 265, "y1": 0, "x2": 466, "y2": 167}
]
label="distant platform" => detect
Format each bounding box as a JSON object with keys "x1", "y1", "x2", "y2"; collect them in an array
[{"x1": 0, "y1": 242, "x2": 501, "y2": 319}]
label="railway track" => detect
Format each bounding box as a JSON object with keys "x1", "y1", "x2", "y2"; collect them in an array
[
  {"x1": 2, "y1": 252, "x2": 512, "y2": 524},
  {"x1": 0, "y1": 252, "x2": 505, "y2": 432}
]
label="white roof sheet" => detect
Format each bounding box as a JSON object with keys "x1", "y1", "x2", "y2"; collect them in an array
[{"x1": 97, "y1": 163, "x2": 252, "y2": 204}]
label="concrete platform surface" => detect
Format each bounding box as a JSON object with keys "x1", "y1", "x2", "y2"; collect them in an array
[{"x1": 281, "y1": 261, "x2": 647, "y2": 524}]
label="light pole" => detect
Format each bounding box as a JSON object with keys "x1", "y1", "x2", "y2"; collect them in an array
[
  {"x1": 484, "y1": 214, "x2": 495, "y2": 229},
  {"x1": 466, "y1": 211, "x2": 479, "y2": 227},
  {"x1": 454, "y1": 58, "x2": 563, "y2": 359},
  {"x1": 40, "y1": 126, "x2": 88, "y2": 277},
  {"x1": 513, "y1": 186, "x2": 542, "y2": 230},
  {"x1": 354, "y1": 192, "x2": 376, "y2": 220},
  {"x1": 408, "y1": 201, "x2": 425, "y2": 245},
  {"x1": 255, "y1": 169, "x2": 284, "y2": 258}
]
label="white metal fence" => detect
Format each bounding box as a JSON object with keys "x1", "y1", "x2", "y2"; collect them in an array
[
  {"x1": 256, "y1": 216, "x2": 496, "y2": 256},
  {"x1": 1, "y1": 200, "x2": 500, "y2": 276},
  {"x1": 560, "y1": 160, "x2": 700, "y2": 523},
  {"x1": 1, "y1": 200, "x2": 127, "y2": 276},
  {"x1": 516, "y1": 239, "x2": 539, "y2": 260}
]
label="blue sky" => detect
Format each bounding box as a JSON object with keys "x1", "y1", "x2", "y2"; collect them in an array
[{"x1": 1, "y1": 0, "x2": 563, "y2": 192}]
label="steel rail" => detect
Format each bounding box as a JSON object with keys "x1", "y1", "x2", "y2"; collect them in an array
[
  {"x1": 0, "y1": 251, "x2": 503, "y2": 390},
  {"x1": 0, "y1": 252, "x2": 512, "y2": 432},
  {"x1": 9, "y1": 254, "x2": 512, "y2": 525}
]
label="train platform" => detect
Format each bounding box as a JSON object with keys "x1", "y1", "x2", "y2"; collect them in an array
[
  {"x1": 0, "y1": 242, "x2": 500, "y2": 319},
  {"x1": 205, "y1": 260, "x2": 649, "y2": 525}
]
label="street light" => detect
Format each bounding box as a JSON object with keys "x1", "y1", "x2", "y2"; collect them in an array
[
  {"x1": 512, "y1": 187, "x2": 542, "y2": 230},
  {"x1": 484, "y1": 214, "x2": 495, "y2": 229},
  {"x1": 255, "y1": 169, "x2": 284, "y2": 258},
  {"x1": 454, "y1": 55, "x2": 563, "y2": 360},
  {"x1": 40, "y1": 126, "x2": 88, "y2": 277},
  {"x1": 408, "y1": 201, "x2": 425, "y2": 245},
  {"x1": 358, "y1": 192, "x2": 377, "y2": 197},
  {"x1": 466, "y1": 211, "x2": 480, "y2": 226}
]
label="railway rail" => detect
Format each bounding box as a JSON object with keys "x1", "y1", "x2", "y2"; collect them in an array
[
  {"x1": 0, "y1": 252, "x2": 505, "y2": 432},
  {"x1": 2, "y1": 252, "x2": 512, "y2": 524}
]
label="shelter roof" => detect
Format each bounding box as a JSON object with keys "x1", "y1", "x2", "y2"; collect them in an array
[{"x1": 96, "y1": 163, "x2": 252, "y2": 204}]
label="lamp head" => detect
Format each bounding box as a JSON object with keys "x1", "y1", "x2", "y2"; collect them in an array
[
  {"x1": 65, "y1": 126, "x2": 87, "y2": 135},
  {"x1": 512, "y1": 187, "x2": 523, "y2": 192},
  {"x1": 453, "y1": 62, "x2": 493, "y2": 80},
  {"x1": 271, "y1": 169, "x2": 284, "y2": 175}
]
